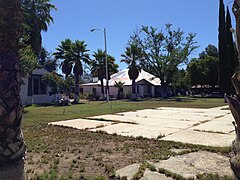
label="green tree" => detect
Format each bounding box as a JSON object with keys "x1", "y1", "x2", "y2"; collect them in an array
[
  {"x1": 19, "y1": 44, "x2": 38, "y2": 77},
  {"x1": 121, "y1": 43, "x2": 143, "y2": 100},
  {"x1": 54, "y1": 39, "x2": 73, "y2": 79},
  {"x1": 226, "y1": 6, "x2": 238, "y2": 94},
  {"x1": 39, "y1": 47, "x2": 58, "y2": 72},
  {"x1": 0, "y1": 0, "x2": 26, "y2": 178},
  {"x1": 114, "y1": 81, "x2": 125, "y2": 99},
  {"x1": 218, "y1": 0, "x2": 229, "y2": 94},
  {"x1": 54, "y1": 39, "x2": 90, "y2": 103},
  {"x1": 90, "y1": 49, "x2": 119, "y2": 100},
  {"x1": 187, "y1": 45, "x2": 219, "y2": 96},
  {"x1": 71, "y1": 40, "x2": 90, "y2": 103},
  {"x1": 42, "y1": 72, "x2": 63, "y2": 102},
  {"x1": 21, "y1": 0, "x2": 56, "y2": 57},
  {"x1": 130, "y1": 24, "x2": 197, "y2": 97},
  {"x1": 172, "y1": 69, "x2": 190, "y2": 95}
]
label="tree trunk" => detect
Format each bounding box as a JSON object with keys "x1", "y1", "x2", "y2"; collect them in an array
[
  {"x1": 100, "y1": 79, "x2": 104, "y2": 100},
  {"x1": 0, "y1": 51, "x2": 26, "y2": 179},
  {"x1": 131, "y1": 79, "x2": 137, "y2": 100},
  {"x1": 227, "y1": 1, "x2": 240, "y2": 179},
  {"x1": 74, "y1": 74, "x2": 80, "y2": 103},
  {"x1": 0, "y1": 0, "x2": 26, "y2": 179}
]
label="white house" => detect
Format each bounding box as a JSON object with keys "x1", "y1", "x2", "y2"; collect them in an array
[
  {"x1": 80, "y1": 69, "x2": 162, "y2": 99},
  {"x1": 20, "y1": 68, "x2": 62, "y2": 105}
]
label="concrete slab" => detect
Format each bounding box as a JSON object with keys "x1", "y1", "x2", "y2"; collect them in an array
[
  {"x1": 161, "y1": 129, "x2": 235, "y2": 147},
  {"x1": 48, "y1": 119, "x2": 112, "y2": 130},
  {"x1": 90, "y1": 123, "x2": 179, "y2": 138},
  {"x1": 154, "y1": 151, "x2": 232, "y2": 179},
  {"x1": 191, "y1": 115, "x2": 235, "y2": 134},
  {"x1": 141, "y1": 169, "x2": 173, "y2": 180},
  {"x1": 50, "y1": 105, "x2": 234, "y2": 147},
  {"x1": 115, "y1": 163, "x2": 140, "y2": 180},
  {"x1": 90, "y1": 114, "x2": 199, "y2": 129}
]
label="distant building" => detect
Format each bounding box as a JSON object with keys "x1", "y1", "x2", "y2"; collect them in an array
[
  {"x1": 20, "y1": 68, "x2": 62, "y2": 105},
  {"x1": 80, "y1": 69, "x2": 162, "y2": 99}
]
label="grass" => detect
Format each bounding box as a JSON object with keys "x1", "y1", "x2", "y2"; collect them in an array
[
  {"x1": 23, "y1": 97, "x2": 226, "y2": 127},
  {"x1": 22, "y1": 97, "x2": 230, "y2": 179}
]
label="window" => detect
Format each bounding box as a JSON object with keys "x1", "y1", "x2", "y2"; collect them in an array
[{"x1": 33, "y1": 76, "x2": 47, "y2": 95}]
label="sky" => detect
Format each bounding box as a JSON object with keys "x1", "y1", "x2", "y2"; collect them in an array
[{"x1": 42, "y1": 0, "x2": 235, "y2": 71}]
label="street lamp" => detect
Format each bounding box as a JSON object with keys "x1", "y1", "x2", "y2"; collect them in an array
[{"x1": 91, "y1": 28, "x2": 109, "y2": 102}]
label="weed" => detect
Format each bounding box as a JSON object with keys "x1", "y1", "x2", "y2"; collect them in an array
[
  {"x1": 196, "y1": 173, "x2": 232, "y2": 180},
  {"x1": 158, "y1": 168, "x2": 186, "y2": 180},
  {"x1": 93, "y1": 175, "x2": 106, "y2": 180}
]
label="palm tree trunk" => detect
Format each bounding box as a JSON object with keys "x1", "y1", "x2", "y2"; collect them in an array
[
  {"x1": 228, "y1": 2, "x2": 240, "y2": 178},
  {"x1": 74, "y1": 74, "x2": 80, "y2": 103},
  {"x1": 0, "y1": 0, "x2": 26, "y2": 179},
  {"x1": 100, "y1": 79, "x2": 104, "y2": 100},
  {"x1": 132, "y1": 79, "x2": 137, "y2": 100},
  {"x1": 0, "y1": 51, "x2": 26, "y2": 179}
]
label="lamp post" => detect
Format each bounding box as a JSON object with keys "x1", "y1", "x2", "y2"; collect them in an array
[{"x1": 91, "y1": 28, "x2": 109, "y2": 102}]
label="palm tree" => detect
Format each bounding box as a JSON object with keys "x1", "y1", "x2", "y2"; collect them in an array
[
  {"x1": 0, "y1": 0, "x2": 26, "y2": 178},
  {"x1": 54, "y1": 39, "x2": 90, "y2": 103},
  {"x1": 121, "y1": 43, "x2": 143, "y2": 100},
  {"x1": 21, "y1": 0, "x2": 56, "y2": 57},
  {"x1": 71, "y1": 40, "x2": 90, "y2": 103},
  {"x1": 90, "y1": 50, "x2": 118, "y2": 100},
  {"x1": 114, "y1": 81, "x2": 125, "y2": 99},
  {"x1": 54, "y1": 39, "x2": 73, "y2": 99}
]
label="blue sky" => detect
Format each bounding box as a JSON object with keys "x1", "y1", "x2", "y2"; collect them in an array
[{"x1": 42, "y1": 0, "x2": 234, "y2": 71}]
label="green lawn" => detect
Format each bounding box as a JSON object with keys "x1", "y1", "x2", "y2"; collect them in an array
[{"x1": 23, "y1": 97, "x2": 227, "y2": 127}]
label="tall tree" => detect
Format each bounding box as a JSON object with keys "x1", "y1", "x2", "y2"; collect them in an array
[
  {"x1": 90, "y1": 49, "x2": 118, "y2": 100},
  {"x1": 0, "y1": 0, "x2": 26, "y2": 178},
  {"x1": 54, "y1": 39, "x2": 90, "y2": 103},
  {"x1": 54, "y1": 39, "x2": 73, "y2": 99},
  {"x1": 226, "y1": 6, "x2": 238, "y2": 94},
  {"x1": 54, "y1": 39, "x2": 73, "y2": 79},
  {"x1": 130, "y1": 24, "x2": 197, "y2": 97},
  {"x1": 218, "y1": 0, "x2": 229, "y2": 94},
  {"x1": 225, "y1": 1, "x2": 240, "y2": 179},
  {"x1": 21, "y1": 0, "x2": 56, "y2": 57},
  {"x1": 121, "y1": 43, "x2": 142, "y2": 100},
  {"x1": 71, "y1": 40, "x2": 90, "y2": 103}
]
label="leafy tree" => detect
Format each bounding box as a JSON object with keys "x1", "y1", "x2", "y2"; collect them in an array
[
  {"x1": 19, "y1": 44, "x2": 38, "y2": 77},
  {"x1": 199, "y1": 44, "x2": 218, "y2": 59},
  {"x1": 129, "y1": 24, "x2": 197, "y2": 97},
  {"x1": 187, "y1": 45, "x2": 219, "y2": 96},
  {"x1": 172, "y1": 69, "x2": 190, "y2": 95},
  {"x1": 39, "y1": 47, "x2": 58, "y2": 72},
  {"x1": 90, "y1": 49, "x2": 119, "y2": 100},
  {"x1": 114, "y1": 81, "x2": 125, "y2": 99},
  {"x1": 121, "y1": 43, "x2": 143, "y2": 100},
  {"x1": 20, "y1": 0, "x2": 56, "y2": 57},
  {"x1": 0, "y1": 0, "x2": 26, "y2": 178},
  {"x1": 42, "y1": 72, "x2": 63, "y2": 102}
]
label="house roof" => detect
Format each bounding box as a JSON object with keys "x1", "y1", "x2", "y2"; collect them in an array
[{"x1": 81, "y1": 69, "x2": 161, "y2": 86}]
